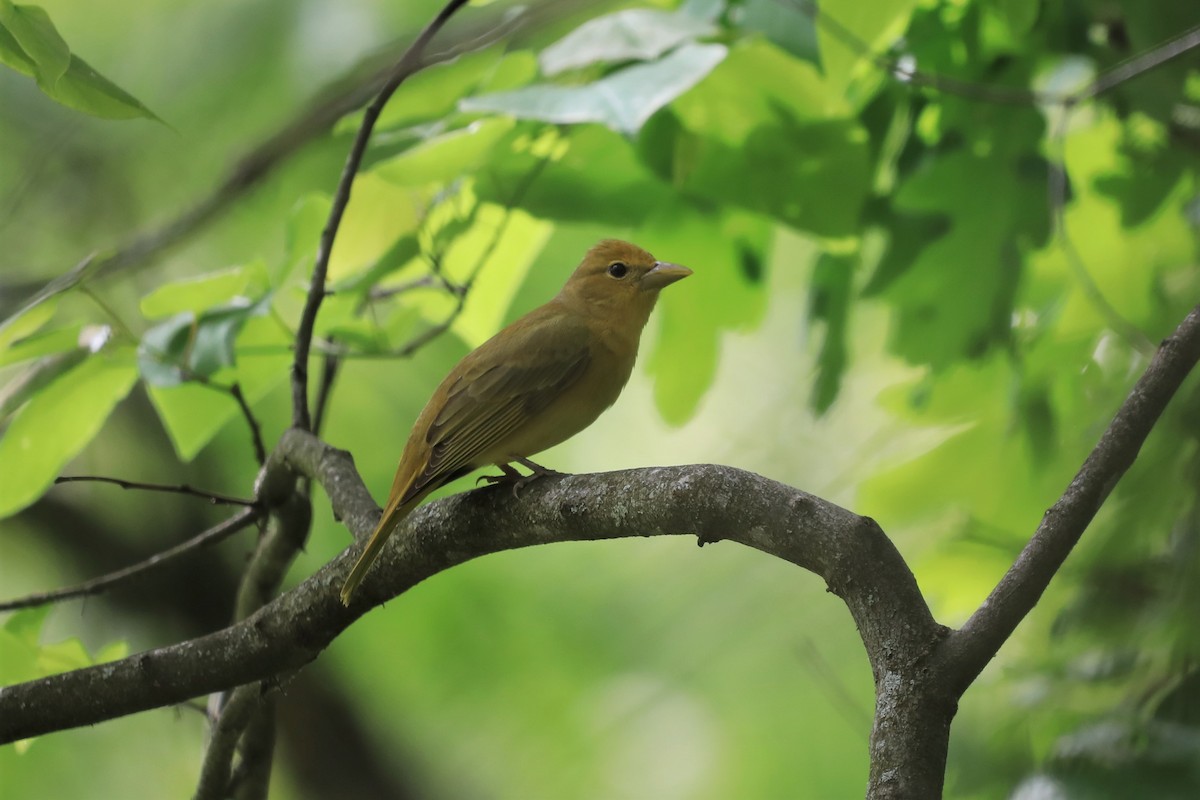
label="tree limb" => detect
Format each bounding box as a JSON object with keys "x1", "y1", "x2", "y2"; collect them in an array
[
  {"x1": 0, "y1": 437, "x2": 938, "y2": 744},
  {"x1": 291, "y1": 0, "x2": 473, "y2": 431},
  {"x1": 943, "y1": 303, "x2": 1200, "y2": 692}
]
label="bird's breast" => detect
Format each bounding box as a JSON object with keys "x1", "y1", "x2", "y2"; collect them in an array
[{"x1": 483, "y1": 336, "x2": 635, "y2": 464}]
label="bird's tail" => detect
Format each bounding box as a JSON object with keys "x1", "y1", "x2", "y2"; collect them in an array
[{"x1": 339, "y1": 495, "x2": 418, "y2": 605}]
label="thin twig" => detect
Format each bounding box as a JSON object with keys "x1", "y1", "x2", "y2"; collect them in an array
[
  {"x1": 788, "y1": 0, "x2": 1200, "y2": 108},
  {"x1": 291, "y1": 0, "x2": 475, "y2": 432},
  {"x1": 226, "y1": 382, "x2": 268, "y2": 465},
  {"x1": 0, "y1": 508, "x2": 260, "y2": 612},
  {"x1": 1075, "y1": 22, "x2": 1200, "y2": 102},
  {"x1": 312, "y1": 343, "x2": 341, "y2": 437},
  {"x1": 54, "y1": 475, "x2": 256, "y2": 506}
]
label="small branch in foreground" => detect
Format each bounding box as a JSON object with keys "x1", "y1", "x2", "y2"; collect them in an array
[
  {"x1": 291, "y1": 0, "x2": 474, "y2": 432},
  {"x1": 54, "y1": 475, "x2": 257, "y2": 507},
  {"x1": 0, "y1": 508, "x2": 260, "y2": 612}
]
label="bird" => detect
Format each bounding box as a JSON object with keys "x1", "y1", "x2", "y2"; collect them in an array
[{"x1": 339, "y1": 239, "x2": 692, "y2": 604}]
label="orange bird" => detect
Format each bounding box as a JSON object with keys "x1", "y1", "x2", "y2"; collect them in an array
[{"x1": 340, "y1": 239, "x2": 691, "y2": 604}]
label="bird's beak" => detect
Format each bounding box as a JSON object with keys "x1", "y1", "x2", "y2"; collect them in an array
[{"x1": 641, "y1": 261, "x2": 692, "y2": 291}]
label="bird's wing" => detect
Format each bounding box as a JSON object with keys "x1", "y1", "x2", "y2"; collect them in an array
[{"x1": 409, "y1": 312, "x2": 592, "y2": 497}]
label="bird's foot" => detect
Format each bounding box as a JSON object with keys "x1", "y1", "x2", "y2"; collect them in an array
[{"x1": 477, "y1": 458, "x2": 569, "y2": 498}]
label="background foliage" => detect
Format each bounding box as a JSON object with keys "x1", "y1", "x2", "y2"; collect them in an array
[{"x1": 1, "y1": 0, "x2": 1198, "y2": 797}]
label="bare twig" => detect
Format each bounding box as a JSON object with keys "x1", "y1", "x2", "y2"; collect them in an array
[
  {"x1": 312, "y1": 343, "x2": 341, "y2": 437},
  {"x1": 291, "y1": 0, "x2": 475, "y2": 431},
  {"x1": 54, "y1": 475, "x2": 256, "y2": 506},
  {"x1": 0, "y1": 508, "x2": 260, "y2": 612},
  {"x1": 226, "y1": 382, "x2": 268, "y2": 466},
  {"x1": 943, "y1": 303, "x2": 1200, "y2": 691}
]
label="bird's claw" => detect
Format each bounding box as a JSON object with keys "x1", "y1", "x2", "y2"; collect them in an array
[{"x1": 478, "y1": 460, "x2": 568, "y2": 498}]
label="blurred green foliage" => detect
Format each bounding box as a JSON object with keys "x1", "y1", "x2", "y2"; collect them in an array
[{"x1": 1, "y1": 0, "x2": 1198, "y2": 797}]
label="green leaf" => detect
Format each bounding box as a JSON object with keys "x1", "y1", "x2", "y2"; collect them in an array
[
  {"x1": 642, "y1": 203, "x2": 771, "y2": 424},
  {"x1": 0, "y1": 349, "x2": 89, "y2": 419},
  {"x1": 0, "y1": 324, "x2": 83, "y2": 368},
  {"x1": 0, "y1": 1, "x2": 68, "y2": 85},
  {"x1": 809, "y1": 253, "x2": 855, "y2": 414},
  {"x1": 539, "y1": 8, "x2": 716, "y2": 75},
  {"x1": 0, "y1": 295, "x2": 57, "y2": 352},
  {"x1": 372, "y1": 117, "x2": 515, "y2": 187},
  {"x1": 0, "y1": 349, "x2": 138, "y2": 519},
  {"x1": 739, "y1": 0, "x2": 821, "y2": 63},
  {"x1": 147, "y1": 315, "x2": 290, "y2": 461},
  {"x1": 368, "y1": 49, "x2": 506, "y2": 133},
  {"x1": 0, "y1": 19, "x2": 35, "y2": 76},
  {"x1": 884, "y1": 145, "x2": 1048, "y2": 367},
  {"x1": 47, "y1": 54, "x2": 160, "y2": 121},
  {"x1": 137, "y1": 299, "x2": 269, "y2": 387},
  {"x1": 329, "y1": 233, "x2": 420, "y2": 295},
  {"x1": 662, "y1": 40, "x2": 871, "y2": 236},
  {"x1": 0, "y1": 2, "x2": 158, "y2": 120},
  {"x1": 139, "y1": 265, "x2": 262, "y2": 318},
  {"x1": 278, "y1": 192, "x2": 331, "y2": 286},
  {"x1": 475, "y1": 125, "x2": 671, "y2": 226},
  {"x1": 461, "y1": 43, "x2": 728, "y2": 135}
]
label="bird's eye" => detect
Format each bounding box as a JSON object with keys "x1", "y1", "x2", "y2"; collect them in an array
[{"x1": 607, "y1": 262, "x2": 628, "y2": 279}]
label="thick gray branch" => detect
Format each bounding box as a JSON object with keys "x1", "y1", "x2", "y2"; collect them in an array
[{"x1": 0, "y1": 436, "x2": 938, "y2": 745}]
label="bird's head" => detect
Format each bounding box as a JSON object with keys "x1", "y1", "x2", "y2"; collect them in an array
[{"x1": 559, "y1": 240, "x2": 691, "y2": 323}]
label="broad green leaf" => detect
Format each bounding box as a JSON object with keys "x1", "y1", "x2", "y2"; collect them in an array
[
  {"x1": 0, "y1": 19, "x2": 35, "y2": 75},
  {"x1": 813, "y1": 0, "x2": 919, "y2": 102},
  {"x1": 0, "y1": 607, "x2": 127, "y2": 686},
  {"x1": 475, "y1": 124, "x2": 671, "y2": 226},
  {"x1": 147, "y1": 315, "x2": 290, "y2": 461},
  {"x1": 372, "y1": 117, "x2": 515, "y2": 187},
  {"x1": 809, "y1": 252, "x2": 855, "y2": 414},
  {"x1": 0, "y1": 2, "x2": 157, "y2": 120},
  {"x1": 446, "y1": 206, "x2": 552, "y2": 347},
  {"x1": 740, "y1": 0, "x2": 821, "y2": 63},
  {"x1": 139, "y1": 264, "x2": 262, "y2": 318},
  {"x1": 328, "y1": 233, "x2": 420, "y2": 296},
  {"x1": 136, "y1": 298, "x2": 269, "y2": 387},
  {"x1": 279, "y1": 192, "x2": 331, "y2": 286},
  {"x1": 539, "y1": 8, "x2": 716, "y2": 76},
  {"x1": 0, "y1": 1, "x2": 67, "y2": 85},
  {"x1": 662, "y1": 40, "x2": 871, "y2": 236},
  {"x1": 0, "y1": 349, "x2": 88, "y2": 419},
  {"x1": 671, "y1": 40, "x2": 844, "y2": 145},
  {"x1": 461, "y1": 43, "x2": 728, "y2": 135},
  {"x1": 0, "y1": 324, "x2": 82, "y2": 367},
  {"x1": 642, "y1": 203, "x2": 771, "y2": 424},
  {"x1": 0, "y1": 295, "x2": 57, "y2": 351},
  {"x1": 0, "y1": 349, "x2": 138, "y2": 518},
  {"x1": 884, "y1": 128, "x2": 1048, "y2": 367},
  {"x1": 46, "y1": 54, "x2": 161, "y2": 121},
  {"x1": 137, "y1": 312, "x2": 194, "y2": 387},
  {"x1": 368, "y1": 49, "x2": 505, "y2": 133}
]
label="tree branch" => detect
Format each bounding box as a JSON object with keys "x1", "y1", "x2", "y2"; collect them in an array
[
  {"x1": 291, "y1": 0, "x2": 473, "y2": 431},
  {"x1": 0, "y1": 509, "x2": 260, "y2": 612},
  {"x1": 942, "y1": 303, "x2": 1200, "y2": 692},
  {"x1": 0, "y1": 434, "x2": 938, "y2": 744},
  {"x1": 53, "y1": 475, "x2": 256, "y2": 507}
]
